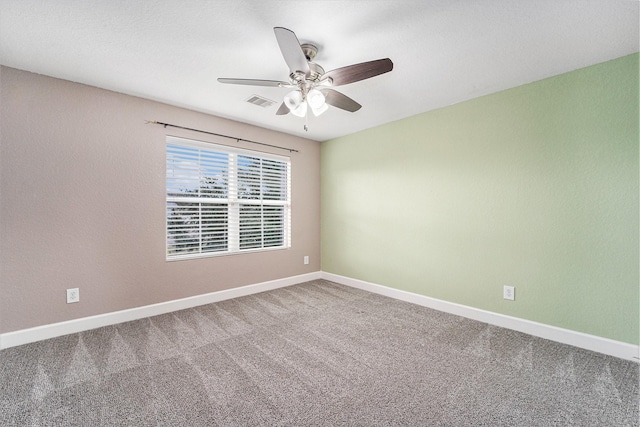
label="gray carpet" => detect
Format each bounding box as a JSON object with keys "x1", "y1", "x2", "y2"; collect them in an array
[{"x1": 1, "y1": 279, "x2": 638, "y2": 426}]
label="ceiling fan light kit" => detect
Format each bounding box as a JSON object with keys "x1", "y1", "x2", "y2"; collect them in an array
[
  {"x1": 218, "y1": 27, "x2": 393, "y2": 130},
  {"x1": 284, "y1": 88, "x2": 328, "y2": 118}
]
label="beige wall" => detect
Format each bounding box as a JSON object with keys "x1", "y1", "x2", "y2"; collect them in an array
[{"x1": 0, "y1": 66, "x2": 321, "y2": 333}]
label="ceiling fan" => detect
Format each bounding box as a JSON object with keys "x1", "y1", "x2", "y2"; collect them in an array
[{"x1": 218, "y1": 27, "x2": 393, "y2": 128}]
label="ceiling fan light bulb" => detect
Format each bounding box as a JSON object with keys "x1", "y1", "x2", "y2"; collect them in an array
[
  {"x1": 307, "y1": 89, "x2": 326, "y2": 109},
  {"x1": 284, "y1": 90, "x2": 303, "y2": 110},
  {"x1": 311, "y1": 102, "x2": 328, "y2": 117},
  {"x1": 291, "y1": 101, "x2": 307, "y2": 117}
]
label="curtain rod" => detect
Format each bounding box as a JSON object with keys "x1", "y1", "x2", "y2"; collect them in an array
[{"x1": 145, "y1": 120, "x2": 299, "y2": 153}]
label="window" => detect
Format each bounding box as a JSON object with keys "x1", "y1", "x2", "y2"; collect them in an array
[{"x1": 166, "y1": 136, "x2": 291, "y2": 260}]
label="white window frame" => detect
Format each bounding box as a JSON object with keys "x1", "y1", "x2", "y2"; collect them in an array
[{"x1": 166, "y1": 136, "x2": 291, "y2": 261}]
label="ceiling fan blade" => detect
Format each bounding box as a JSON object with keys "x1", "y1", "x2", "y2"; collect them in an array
[
  {"x1": 321, "y1": 58, "x2": 393, "y2": 86},
  {"x1": 274, "y1": 27, "x2": 310, "y2": 75},
  {"x1": 275, "y1": 102, "x2": 290, "y2": 115},
  {"x1": 217, "y1": 78, "x2": 289, "y2": 87},
  {"x1": 321, "y1": 89, "x2": 362, "y2": 112}
]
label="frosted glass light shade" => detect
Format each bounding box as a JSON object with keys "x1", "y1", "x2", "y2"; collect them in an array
[
  {"x1": 284, "y1": 90, "x2": 303, "y2": 111},
  {"x1": 311, "y1": 102, "x2": 328, "y2": 116},
  {"x1": 290, "y1": 101, "x2": 307, "y2": 117},
  {"x1": 307, "y1": 89, "x2": 326, "y2": 109}
]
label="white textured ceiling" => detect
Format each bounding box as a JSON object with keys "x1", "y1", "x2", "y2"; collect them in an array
[{"x1": 1, "y1": 0, "x2": 638, "y2": 141}]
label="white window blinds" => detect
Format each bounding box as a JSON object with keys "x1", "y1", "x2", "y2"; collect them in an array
[{"x1": 166, "y1": 136, "x2": 291, "y2": 260}]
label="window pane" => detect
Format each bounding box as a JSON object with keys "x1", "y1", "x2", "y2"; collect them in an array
[
  {"x1": 262, "y1": 159, "x2": 287, "y2": 201},
  {"x1": 238, "y1": 205, "x2": 286, "y2": 250},
  {"x1": 200, "y1": 150, "x2": 229, "y2": 198},
  {"x1": 237, "y1": 155, "x2": 288, "y2": 202},
  {"x1": 167, "y1": 201, "x2": 200, "y2": 255},
  {"x1": 263, "y1": 205, "x2": 284, "y2": 247},
  {"x1": 239, "y1": 205, "x2": 262, "y2": 249},
  {"x1": 167, "y1": 144, "x2": 229, "y2": 198},
  {"x1": 237, "y1": 155, "x2": 261, "y2": 200},
  {"x1": 167, "y1": 145, "x2": 200, "y2": 197},
  {"x1": 167, "y1": 201, "x2": 228, "y2": 255},
  {"x1": 201, "y1": 203, "x2": 229, "y2": 252}
]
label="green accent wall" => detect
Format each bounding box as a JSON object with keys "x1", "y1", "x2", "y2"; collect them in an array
[{"x1": 321, "y1": 53, "x2": 639, "y2": 345}]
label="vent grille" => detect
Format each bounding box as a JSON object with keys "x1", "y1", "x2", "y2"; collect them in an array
[{"x1": 245, "y1": 95, "x2": 277, "y2": 108}]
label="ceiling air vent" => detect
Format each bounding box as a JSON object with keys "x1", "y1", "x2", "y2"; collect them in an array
[{"x1": 245, "y1": 95, "x2": 277, "y2": 108}]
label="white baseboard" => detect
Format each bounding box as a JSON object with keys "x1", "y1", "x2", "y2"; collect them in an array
[
  {"x1": 3, "y1": 270, "x2": 637, "y2": 362},
  {"x1": 0, "y1": 271, "x2": 322, "y2": 350},
  {"x1": 321, "y1": 272, "x2": 640, "y2": 362}
]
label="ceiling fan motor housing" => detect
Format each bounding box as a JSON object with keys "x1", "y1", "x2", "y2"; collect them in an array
[
  {"x1": 289, "y1": 63, "x2": 326, "y2": 90},
  {"x1": 289, "y1": 44, "x2": 325, "y2": 84}
]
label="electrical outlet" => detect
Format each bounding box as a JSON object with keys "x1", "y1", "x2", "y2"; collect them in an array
[
  {"x1": 67, "y1": 288, "x2": 79, "y2": 304},
  {"x1": 503, "y1": 286, "x2": 515, "y2": 301},
  {"x1": 304, "y1": 256, "x2": 309, "y2": 265}
]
